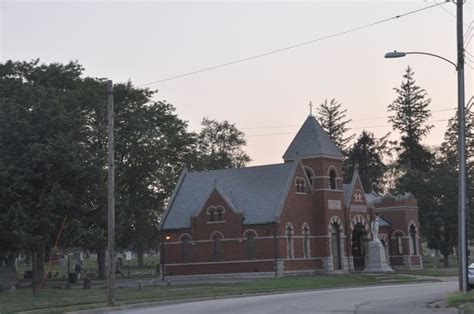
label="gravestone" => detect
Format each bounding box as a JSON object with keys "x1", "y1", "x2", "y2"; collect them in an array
[
  {"x1": 0, "y1": 266, "x2": 17, "y2": 291},
  {"x1": 83, "y1": 277, "x2": 91, "y2": 289}
]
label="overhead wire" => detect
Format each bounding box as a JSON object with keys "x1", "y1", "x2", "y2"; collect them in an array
[
  {"x1": 245, "y1": 118, "x2": 451, "y2": 138},
  {"x1": 136, "y1": 2, "x2": 447, "y2": 87},
  {"x1": 464, "y1": 20, "x2": 474, "y2": 40},
  {"x1": 465, "y1": 34, "x2": 473, "y2": 46},
  {"x1": 240, "y1": 108, "x2": 456, "y2": 131}
]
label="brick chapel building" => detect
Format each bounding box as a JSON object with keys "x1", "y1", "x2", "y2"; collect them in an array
[{"x1": 159, "y1": 114, "x2": 423, "y2": 278}]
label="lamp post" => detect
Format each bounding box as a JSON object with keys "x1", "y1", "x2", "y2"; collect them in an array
[{"x1": 384, "y1": 0, "x2": 467, "y2": 294}]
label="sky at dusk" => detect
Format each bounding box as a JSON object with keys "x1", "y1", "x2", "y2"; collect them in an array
[{"x1": 1, "y1": 0, "x2": 472, "y2": 166}]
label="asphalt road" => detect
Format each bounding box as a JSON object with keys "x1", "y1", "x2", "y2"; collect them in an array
[{"x1": 114, "y1": 281, "x2": 459, "y2": 314}]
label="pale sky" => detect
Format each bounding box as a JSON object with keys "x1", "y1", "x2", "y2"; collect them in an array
[{"x1": 1, "y1": 0, "x2": 472, "y2": 166}]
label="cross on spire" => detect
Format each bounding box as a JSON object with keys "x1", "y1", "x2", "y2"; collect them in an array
[{"x1": 309, "y1": 101, "x2": 314, "y2": 116}]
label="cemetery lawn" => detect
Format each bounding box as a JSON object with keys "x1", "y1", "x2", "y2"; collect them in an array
[
  {"x1": 0, "y1": 274, "x2": 419, "y2": 313},
  {"x1": 447, "y1": 291, "x2": 474, "y2": 312}
]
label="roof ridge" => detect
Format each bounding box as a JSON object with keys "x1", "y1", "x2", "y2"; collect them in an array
[{"x1": 188, "y1": 161, "x2": 295, "y2": 175}]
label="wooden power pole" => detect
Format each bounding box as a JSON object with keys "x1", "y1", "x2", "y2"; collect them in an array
[{"x1": 106, "y1": 80, "x2": 116, "y2": 305}]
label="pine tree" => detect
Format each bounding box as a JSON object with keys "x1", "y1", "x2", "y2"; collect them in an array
[
  {"x1": 388, "y1": 66, "x2": 433, "y2": 171},
  {"x1": 316, "y1": 98, "x2": 354, "y2": 151},
  {"x1": 344, "y1": 131, "x2": 390, "y2": 193}
]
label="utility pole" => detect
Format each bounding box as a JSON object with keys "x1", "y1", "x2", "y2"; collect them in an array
[
  {"x1": 107, "y1": 80, "x2": 116, "y2": 305},
  {"x1": 456, "y1": 0, "x2": 468, "y2": 293}
]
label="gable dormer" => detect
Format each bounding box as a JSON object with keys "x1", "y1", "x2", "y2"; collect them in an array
[
  {"x1": 192, "y1": 185, "x2": 244, "y2": 240},
  {"x1": 343, "y1": 170, "x2": 368, "y2": 212},
  {"x1": 194, "y1": 184, "x2": 241, "y2": 223}
]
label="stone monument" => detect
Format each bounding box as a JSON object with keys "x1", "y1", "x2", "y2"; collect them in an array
[{"x1": 363, "y1": 214, "x2": 394, "y2": 273}]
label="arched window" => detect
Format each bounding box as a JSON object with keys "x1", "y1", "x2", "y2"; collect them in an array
[
  {"x1": 302, "y1": 223, "x2": 310, "y2": 258},
  {"x1": 304, "y1": 167, "x2": 314, "y2": 188},
  {"x1": 286, "y1": 222, "x2": 294, "y2": 259},
  {"x1": 244, "y1": 231, "x2": 257, "y2": 260},
  {"x1": 329, "y1": 169, "x2": 337, "y2": 190},
  {"x1": 396, "y1": 234, "x2": 403, "y2": 255},
  {"x1": 331, "y1": 223, "x2": 342, "y2": 270},
  {"x1": 207, "y1": 206, "x2": 225, "y2": 222},
  {"x1": 295, "y1": 177, "x2": 306, "y2": 193},
  {"x1": 180, "y1": 235, "x2": 191, "y2": 263},
  {"x1": 410, "y1": 225, "x2": 417, "y2": 255},
  {"x1": 211, "y1": 232, "x2": 223, "y2": 261}
]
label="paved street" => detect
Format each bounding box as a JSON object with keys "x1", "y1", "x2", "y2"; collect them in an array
[{"x1": 114, "y1": 282, "x2": 459, "y2": 314}]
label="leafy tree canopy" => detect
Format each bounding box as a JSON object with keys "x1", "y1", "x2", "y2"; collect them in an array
[{"x1": 191, "y1": 117, "x2": 251, "y2": 171}]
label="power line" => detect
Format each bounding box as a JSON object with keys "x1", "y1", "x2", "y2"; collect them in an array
[
  {"x1": 464, "y1": 54, "x2": 474, "y2": 69},
  {"x1": 245, "y1": 119, "x2": 452, "y2": 138},
  {"x1": 466, "y1": 34, "x2": 474, "y2": 46},
  {"x1": 432, "y1": 0, "x2": 472, "y2": 29},
  {"x1": 464, "y1": 20, "x2": 474, "y2": 40},
  {"x1": 240, "y1": 108, "x2": 456, "y2": 130},
  {"x1": 137, "y1": 2, "x2": 446, "y2": 87}
]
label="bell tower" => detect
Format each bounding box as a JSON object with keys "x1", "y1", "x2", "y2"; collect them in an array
[{"x1": 282, "y1": 113, "x2": 347, "y2": 272}]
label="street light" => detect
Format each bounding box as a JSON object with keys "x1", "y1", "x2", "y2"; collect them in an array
[
  {"x1": 384, "y1": 46, "x2": 468, "y2": 292},
  {"x1": 384, "y1": 51, "x2": 457, "y2": 69}
]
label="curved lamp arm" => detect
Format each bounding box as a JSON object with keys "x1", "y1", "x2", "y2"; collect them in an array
[{"x1": 385, "y1": 50, "x2": 457, "y2": 69}]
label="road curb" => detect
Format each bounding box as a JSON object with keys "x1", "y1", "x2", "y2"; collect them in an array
[{"x1": 67, "y1": 279, "x2": 444, "y2": 314}]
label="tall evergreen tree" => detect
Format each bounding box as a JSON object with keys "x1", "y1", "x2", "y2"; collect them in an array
[
  {"x1": 344, "y1": 131, "x2": 389, "y2": 193},
  {"x1": 388, "y1": 66, "x2": 435, "y2": 242},
  {"x1": 388, "y1": 66, "x2": 433, "y2": 171},
  {"x1": 316, "y1": 98, "x2": 354, "y2": 151}
]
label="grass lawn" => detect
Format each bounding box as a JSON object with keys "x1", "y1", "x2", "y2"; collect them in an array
[
  {"x1": 0, "y1": 274, "x2": 417, "y2": 313},
  {"x1": 398, "y1": 268, "x2": 459, "y2": 277},
  {"x1": 396, "y1": 256, "x2": 461, "y2": 277},
  {"x1": 447, "y1": 291, "x2": 474, "y2": 313}
]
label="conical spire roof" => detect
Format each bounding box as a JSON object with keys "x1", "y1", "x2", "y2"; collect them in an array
[{"x1": 283, "y1": 115, "x2": 343, "y2": 161}]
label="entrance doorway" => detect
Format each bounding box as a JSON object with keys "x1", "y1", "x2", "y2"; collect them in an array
[
  {"x1": 331, "y1": 223, "x2": 342, "y2": 270},
  {"x1": 352, "y1": 224, "x2": 366, "y2": 271}
]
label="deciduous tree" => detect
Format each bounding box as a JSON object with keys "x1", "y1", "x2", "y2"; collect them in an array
[{"x1": 191, "y1": 118, "x2": 251, "y2": 171}]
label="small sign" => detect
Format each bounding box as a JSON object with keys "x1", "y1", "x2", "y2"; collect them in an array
[{"x1": 328, "y1": 200, "x2": 342, "y2": 210}]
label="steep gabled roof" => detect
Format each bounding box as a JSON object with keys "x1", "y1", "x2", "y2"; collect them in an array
[
  {"x1": 160, "y1": 162, "x2": 297, "y2": 230},
  {"x1": 283, "y1": 115, "x2": 343, "y2": 161},
  {"x1": 343, "y1": 169, "x2": 367, "y2": 208}
]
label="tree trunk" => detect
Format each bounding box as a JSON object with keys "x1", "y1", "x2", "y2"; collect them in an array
[
  {"x1": 97, "y1": 249, "x2": 106, "y2": 279},
  {"x1": 137, "y1": 243, "x2": 144, "y2": 268},
  {"x1": 34, "y1": 246, "x2": 45, "y2": 286},
  {"x1": 443, "y1": 254, "x2": 450, "y2": 268}
]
